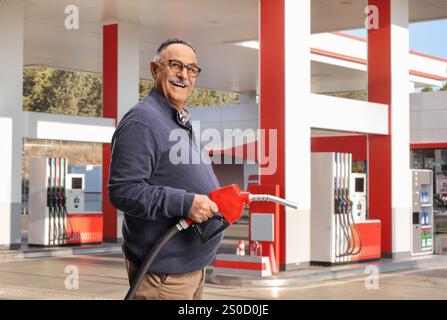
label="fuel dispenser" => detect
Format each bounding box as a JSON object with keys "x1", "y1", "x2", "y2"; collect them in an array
[
  {"x1": 311, "y1": 152, "x2": 381, "y2": 265},
  {"x1": 65, "y1": 166, "x2": 103, "y2": 245},
  {"x1": 350, "y1": 173, "x2": 367, "y2": 222},
  {"x1": 29, "y1": 157, "x2": 72, "y2": 246},
  {"x1": 411, "y1": 169, "x2": 434, "y2": 256},
  {"x1": 66, "y1": 173, "x2": 85, "y2": 213},
  {"x1": 28, "y1": 158, "x2": 102, "y2": 246}
]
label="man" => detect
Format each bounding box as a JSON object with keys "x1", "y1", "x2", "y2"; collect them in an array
[{"x1": 108, "y1": 39, "x2": 222, "y2": 300}]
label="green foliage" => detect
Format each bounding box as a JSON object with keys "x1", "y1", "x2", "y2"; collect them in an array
[
  {"x1": 440, "y1": 82, "x2": 447, "y2": 91},
  {"x1": 186, "y1": 87, "x2": 240, "y2": 107},
  {"x1": 139, "y1": 79, "x2": 239, "y2": 107},
  {"x1": 24, "y1": 67, "x2": 240, "y2": 116},
  {"x1": 139, "y1": 79, "x2": 154, "y2": 101},
  {"x1": 23, "y1": 67, "x2": 102, "y2": 116}
]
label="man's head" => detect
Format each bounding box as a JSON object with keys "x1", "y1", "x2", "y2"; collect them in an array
[{"x1": 150, "y1": 39, "x2": 200, "y2": 110}]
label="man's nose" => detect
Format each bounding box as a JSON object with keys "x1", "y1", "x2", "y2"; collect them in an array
[{"x1": 176, "y1": 66, "x2": 188, "y2": 79}]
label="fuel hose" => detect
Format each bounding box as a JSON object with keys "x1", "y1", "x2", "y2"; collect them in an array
[{"x1": 124, "y1": 224, "x2": 181, "y2": 300}]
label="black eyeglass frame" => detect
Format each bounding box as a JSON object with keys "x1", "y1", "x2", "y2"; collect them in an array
[{"x1": 158, "y1": 59, "x2": 202, "y2": 77}]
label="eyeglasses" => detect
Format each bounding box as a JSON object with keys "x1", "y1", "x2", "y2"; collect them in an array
[{"x1": 158, "y1": 59, "x2": 202, "y2": 77}]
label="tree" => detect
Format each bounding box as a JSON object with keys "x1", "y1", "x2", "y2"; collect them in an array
[
  {"x1": 24, "y1": 67, "x2": 240, "y2": 117},
  {"x1": 138, "y1": 79, "x2": 239, "y2": 107},
  {"x1": 421, "y1": 86, "x2": 434, "y2": 92},
  {"x1": 23, "y1": 67, "x2": 102, "y2": 116}
]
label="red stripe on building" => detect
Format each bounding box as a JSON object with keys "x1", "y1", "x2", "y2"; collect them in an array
[
  {"x1": 410, "y1": 142, "x2": 447, "y2": 150},
  {"x1": 102, "y1": 24, "x2": 118, "y2": 240},
  {"x1": 311, "y1": 135, "x2": 367, "y2": 161},
  {"x1": 409, "y1": 70, "x2": 447, "y2": 81},
  {"x1": 410, "y1": 50, "x2": 447, "y2": 63},
  {"x1": 311, "y1": 48, "x2": 367, "y2": 64},
  {"x1": 103, "y1": 24, "x2": 118, "y2": 121},
  {"x1": 331, "y1": 31, "x2": 368, "y2": 42},
  {"x1": 367, "y1": 0, "x2": 392, "y2": 255},
  {"x1": 260, "y1": 0, "x2": 286, "y2": 266}
]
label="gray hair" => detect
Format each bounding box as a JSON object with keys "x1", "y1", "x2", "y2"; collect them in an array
[{"x1": 153, "y1": 38, "x2": 197, "y2": 62}]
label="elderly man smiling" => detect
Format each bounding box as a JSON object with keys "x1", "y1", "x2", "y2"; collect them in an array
[{"x1": 108, "y1": 39, "x2": 222, "y2": 300}]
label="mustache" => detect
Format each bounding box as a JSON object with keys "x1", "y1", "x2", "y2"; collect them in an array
[{"x1": 168, "y1": 76, "x2": 191, "y2": 87}]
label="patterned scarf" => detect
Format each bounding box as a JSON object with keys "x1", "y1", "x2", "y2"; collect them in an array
[{"x1": 178, "y1": 109, "x2": 191, "y2": 125}]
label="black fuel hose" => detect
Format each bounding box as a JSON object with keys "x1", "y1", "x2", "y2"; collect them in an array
[{"x1": 124, "y1": 224, "x2": 181, "y2": 300}]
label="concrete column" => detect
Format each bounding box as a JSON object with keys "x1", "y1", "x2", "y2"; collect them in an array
[
  {"x1": 260, "y1": 0, "x2": 311, "y2": 269},
  {"x1": 240, "y1": 91, "x2": 257, "y2": 104},
  {"x1": 102, "y1": 22, "x2": 139, "y2": 242},
  {"x1": 390, "y1": 0, "x2": 411, "y2": 256},
  {"x1": 368, "y1": 0, "x2": 411, "y2": 257},
  {"x1": 284, "y1": 0, "x2": 311, "y2": 269},
  {"x1": 0, "y1": 1, "x2": 24, "y2": 249}
]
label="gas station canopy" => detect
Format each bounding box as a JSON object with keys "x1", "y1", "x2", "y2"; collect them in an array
[{"x1": 24, "y1": 0, "x2": 447, "y2": 93}]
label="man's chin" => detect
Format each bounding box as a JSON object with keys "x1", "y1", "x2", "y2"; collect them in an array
[{"x1": 168, "y1": 96, "x2": 187, "y2": 109}]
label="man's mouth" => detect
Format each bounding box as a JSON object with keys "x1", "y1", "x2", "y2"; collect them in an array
[{"x1": 169, "y1": 80, "x2": 188, "y2": 88}]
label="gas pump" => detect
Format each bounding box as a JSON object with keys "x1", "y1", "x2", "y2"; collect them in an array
[
  {"x1": 66, "y1": 173, "x2": 85, "y2": 213},
  {"x1": 311, "y1": 152, "x2": 381, "y2": 265},
  {"x1": 29, "y1": 157, "x2": 72, "y2": 246},
  {"x1": 350, "y1": 173, "x2": 367, "y2": 222}
]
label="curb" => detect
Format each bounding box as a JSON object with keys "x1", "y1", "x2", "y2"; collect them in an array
[
  {"x1": 0, "y1": 245, "x2": 123, "y2": 261},
  {"x1": 207, "y1": 255, "x2": 447, "y2": 287}
]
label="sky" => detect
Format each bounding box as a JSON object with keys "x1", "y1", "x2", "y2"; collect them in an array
[{"x1": 346, "y1": 19, "x2": 447, "y2": 60}]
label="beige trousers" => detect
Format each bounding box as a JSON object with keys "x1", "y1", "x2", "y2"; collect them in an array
[{"x1": 125, "y1": 258, "x2": 205, "y2": 300}]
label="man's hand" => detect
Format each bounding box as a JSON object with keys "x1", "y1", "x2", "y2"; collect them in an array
[{"x1": 187, "y1": 194, "x2": 219, "y2": 224}]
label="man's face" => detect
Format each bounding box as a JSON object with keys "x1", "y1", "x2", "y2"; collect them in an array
[{"x1": 150, "y1": 43, "x2": 198, "y2": 110}]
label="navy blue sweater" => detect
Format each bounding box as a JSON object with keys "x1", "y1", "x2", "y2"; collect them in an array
[{"x1": 108, "y1": 89, "x2": 222, "y2": 274}]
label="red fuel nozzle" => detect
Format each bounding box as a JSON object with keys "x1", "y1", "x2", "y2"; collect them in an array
[
  {"x1": 209, "y1": 184, "x2": 299, "y2": 222},
  {"x1": 183, "y1": 184, "x2": 248, "y2": 228},
  {"x1": 208, "y1": 184, "x2": 250, "y2": 224},
  {"x1": 181, "y1": 184, "x2": 298, "y2": 239}
]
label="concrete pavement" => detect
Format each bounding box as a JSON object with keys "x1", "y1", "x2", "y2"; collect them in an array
[
  {"x1": 1, "y1": 222, "x2": 446, "y2": 300},
  {"x1": 0, "y1": 252, "x2": 446, "y2": 300}
]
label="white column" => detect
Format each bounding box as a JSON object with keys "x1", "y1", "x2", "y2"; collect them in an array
[
  {"x1": 391, "y1": 0, "x2": 411, "y2": 255},
  {"x1": 117, "y1": 22, "x2": 140, "y2": 123},
  {"x1": 284, "y1": 0, "x2": 311, "y2": 267},
  {"x1": 105, "y1": 21, "x2": 139, "y2": 239},
  {"x1": 0, "y1": 1, "x2": 24, "y2": 248}
]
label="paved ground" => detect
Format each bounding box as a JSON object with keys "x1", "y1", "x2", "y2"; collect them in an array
[
  {"x1": 1, "y1": 221, "x2": 445, "y2": 300},
  {"x1": 0, "y1": 252, "x2": 446, "y2": 300}
]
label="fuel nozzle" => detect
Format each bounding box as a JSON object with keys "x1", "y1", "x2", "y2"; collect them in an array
[{"x1": 179, "y1": 184, "x2": 298, "y2": 244}]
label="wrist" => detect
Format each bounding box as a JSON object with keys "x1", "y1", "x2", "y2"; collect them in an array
[{"x1": 182, "y1": 192, "x2": 195, "y2": 217}]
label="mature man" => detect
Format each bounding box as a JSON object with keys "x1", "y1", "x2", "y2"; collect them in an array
[{"x1": 108, "y1": 39, "x2": 222, "y2": 300}]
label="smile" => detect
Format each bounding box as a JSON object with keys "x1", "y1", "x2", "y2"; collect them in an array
[{"x1": 169, "y1": 81, "x2": 187, "y2": 88}]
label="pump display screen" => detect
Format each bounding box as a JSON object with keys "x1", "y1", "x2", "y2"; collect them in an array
[
  {"x1": 355, "y1": 177, "x2": 364, "y2": 192},
  {"x1": 71, "y1": 177, "x2": 83, "y2": 189}
]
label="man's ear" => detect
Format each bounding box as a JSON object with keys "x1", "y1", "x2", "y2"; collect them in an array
[{"x1": 150, "y1": 61, "x2": 158, "y2": 80}]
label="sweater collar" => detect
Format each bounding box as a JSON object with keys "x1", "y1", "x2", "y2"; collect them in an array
[{"x1": 148, "y1": 88, "x2": 192, "y2": 129}]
